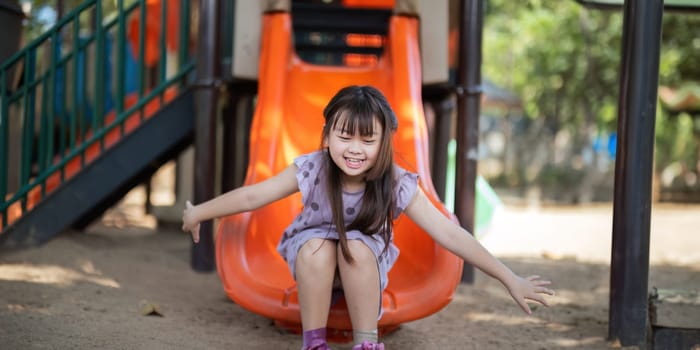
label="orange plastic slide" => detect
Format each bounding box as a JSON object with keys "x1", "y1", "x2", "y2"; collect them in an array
[{"x1": 215, "y1": 13, "x2": 463, "y2": 339}]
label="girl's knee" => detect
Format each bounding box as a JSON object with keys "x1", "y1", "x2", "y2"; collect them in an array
[
  {"x1": 296, "y1": 239, "x2": 337, "y2": 271},
  {"x1": 338, "y1": 240, "x2": 376, "y2": 265}
]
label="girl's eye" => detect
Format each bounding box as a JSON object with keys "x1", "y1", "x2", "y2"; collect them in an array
[
  {"x1": 363, "y1": 139, "x2": 376, "y2": 145},
  {"x1": 338, "y1": 136, "x2": 350, "y2": 141}
]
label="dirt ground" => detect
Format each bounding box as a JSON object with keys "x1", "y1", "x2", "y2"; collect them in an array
[{"x1": 1, "y1": 186, "x2": 699, "y2": 349}]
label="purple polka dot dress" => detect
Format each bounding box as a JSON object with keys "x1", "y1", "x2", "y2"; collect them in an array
[{"x1": 276, "y1": 150, "x2": 418, "y2": 309}]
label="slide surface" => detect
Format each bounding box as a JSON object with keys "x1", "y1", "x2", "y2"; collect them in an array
[{"x1": 215, "y1": 13, "x2": 462, "y2": 335}]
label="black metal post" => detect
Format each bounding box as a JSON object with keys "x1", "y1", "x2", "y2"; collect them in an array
[
  {"x1": 221, "y1": 85, "x2": 255, "y2": 193},
  {"x1": 609, "y1": 0, "x2": 664, "y2": 346},
  {"x1": 455, "y1": 0, "x2": 484, "y2": 284},
  {"x1": 430, "y1": 95, "x2": 455, "y2": 201},
  {"x1": 221, "y1": 93, "x2": 240, "y2": 193},
  {"x1": 56, "y1": 0, "x2": 65, "y2": 20},
  {"x1": 192, "y1": 0, "x2": 221, "y2": 272}
]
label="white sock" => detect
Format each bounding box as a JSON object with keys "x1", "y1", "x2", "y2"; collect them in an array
[{"x1": 353, "y1": 329, "x2": 378, "y2": 344}]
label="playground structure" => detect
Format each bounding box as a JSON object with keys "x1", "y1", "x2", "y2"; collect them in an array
[{"x1": 1, "y1": 0, "x2": 697, "y2": 347}]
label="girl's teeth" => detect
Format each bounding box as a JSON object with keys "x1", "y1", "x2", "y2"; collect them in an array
[{"x1": 346, "y1": 158, "x2": 363, "y2": 169}]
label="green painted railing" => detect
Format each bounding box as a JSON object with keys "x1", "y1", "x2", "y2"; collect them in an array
[{"x1": 1, "y1": 0, "x2": 194, "y2": 229}]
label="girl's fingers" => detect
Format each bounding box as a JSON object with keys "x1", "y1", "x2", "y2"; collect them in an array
[
  {"x1": 518, "y1": 299, "x2": 532, "y2": 315},
  {"x1": 527, "y1": 275, "x2": 554, "y2": 294},
  {"x1": 526, "y1": 294, "x2": 550, "y2": 307},
  {"x1": 527, "y1": 276, "x2": 552, "y2": 285},
  {"x1": 513, "y1": 275, "x2": 555, "y2": 314},
  {"x1": 540, "y1": 287, "x2": 555, "y2": 295},
  {"x1": 192, "y1": 226, "x2": 200, "y2": 243},
  {"x1": 182, "y1": 200, "x2": 196, "y2": 235}
]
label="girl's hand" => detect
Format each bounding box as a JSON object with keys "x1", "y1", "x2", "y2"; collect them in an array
[
  {"x1": 506, "y1": 275, "x2": 554, "y2": 314},
  {"x1": 182, "y1": 200, "x2": 201, "y2": 243}
]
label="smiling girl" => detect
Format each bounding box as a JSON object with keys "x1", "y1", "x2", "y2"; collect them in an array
[{"x1": 182, "y1": 85, "x2": 554, "y2": 350}]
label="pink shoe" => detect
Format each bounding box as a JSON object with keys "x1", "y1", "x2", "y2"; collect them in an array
[
  {"x1": 302, "y1": 339, "x2": 331, "y2": 350},
  {"x1": 302, "y1": 327, "x2": 330, "y2": 350},
  {"x1": 352, "y1": 341, "x2": 385, "y2": 350}
]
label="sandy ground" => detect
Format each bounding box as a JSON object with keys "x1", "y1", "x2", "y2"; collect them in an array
[{"x1": 1, "y1": 186, "x2": 699, "y2": 349}]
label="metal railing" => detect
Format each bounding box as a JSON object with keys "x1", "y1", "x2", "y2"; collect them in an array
[{"x1": 1, "y1": 0, "x2": 194, "y2": 229}]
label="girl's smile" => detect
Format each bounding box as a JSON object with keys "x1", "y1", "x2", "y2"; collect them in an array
[
  {"x1": 344, "y1": 156, "x2": 365, "y2": 169},
  {"x1": 325, "y1": 116, "x2": 383, "y2": 185}
]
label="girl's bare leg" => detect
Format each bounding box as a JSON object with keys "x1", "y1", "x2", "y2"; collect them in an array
[
  {"x1": 337, "y1": 240, "x2": 380, "y2": 333},
  {"x1": 295, "y1": 238, "x2": 337, "y2": 331}
]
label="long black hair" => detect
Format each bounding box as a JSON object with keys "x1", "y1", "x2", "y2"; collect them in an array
[{"x1": 321, "y1": 85, "x2": 398, "y2": 263}]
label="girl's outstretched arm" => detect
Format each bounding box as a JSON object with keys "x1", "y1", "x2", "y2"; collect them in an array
[
  {"x1": 404, "y1": 188, "x2": 554, "y2": 314},
  {"x1": 182, "y1": 164, "x2": 300, "y2": 243}
]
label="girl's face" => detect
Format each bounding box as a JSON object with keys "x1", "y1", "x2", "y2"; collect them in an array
[{"x1": 325, "y1": 115, "x2": 383, "y2": 187}]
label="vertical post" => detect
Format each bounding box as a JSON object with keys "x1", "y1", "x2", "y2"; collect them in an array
[
  {"x1": 455, "y1": 0, "x2": 484, "y2": 283},
  {"x1": 116, "y1": 0, "x2": 126, "y2": 136},
  {"x1": 178, "y1": 0, "x2": 191, "y2": 83},
  {"x1": 0, "y1": 70, "x2": 7, "y2": 221},
  {"x1": 71, "y1": 18, "x2": 80, "y2": 154},
  {"x1": 137, "y1": 0, "x2": 146, "y2": 102},
  {"x1": 221, "y1": 93, "x2": 238, "y2": 193},
  {"x1": 159, "y1": 0, "x2": 167, "y2": 104},
  {"x1": 430, "y1": 94, "x2": 454, "y2": 200},
  {"x1": 39, "y1": 69, "x2": 49, "y2": 194},
  {"x1": 56, "y1": 0, "x2": 65, "y2": 20},
  {"x1": 20, "y1": 50, "x2": 36, "y2": 199},
  {"x1": 608, "y1": 0, "x2": 664, "y2": 347},
  {"x1": 192, "y1": 0, "x2": 221, "y2": 272},
  {"x1": 93, "y1": 0, "x2": 104, "y2": 149},
  {"x1": 221, "y1": 90, "x2": 254, "y2": 193}
]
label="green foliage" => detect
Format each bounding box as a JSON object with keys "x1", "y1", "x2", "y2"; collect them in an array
[
  {"x1": 483, "y1": 1, "x2": 700, "y2": 178},
  {"x1": 656, "y1": 110, "x2": 700, "y2": 171},
  {"x1": 484, "y1": 0, "x2": 622, "y2": 133},
  {"x1": 661, "y1": 14, "x2": 700, "y2": 84}
]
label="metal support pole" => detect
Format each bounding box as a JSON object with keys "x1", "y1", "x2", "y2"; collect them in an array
[
  {"x1": 455, "y1": 0, "x2": 484, "y2": 284},
  {"x1": 192, "y1": 0, "x2": 221, "y2": 272},
  {"x1": 608, "y1": 0, "x2": 664, "y2": 346},
  {"x1": 221, "y1": 84, "x2": 255, "y2": 193},
  {"x1": 221, "y1": 93, "x2": 241, "y2": 193},
  {"x1": 430, "y1": 96, "x2": 454, "y2": 200},
  {"x1": 56, "y1": 0, "x2": 65, "y2": 20}
]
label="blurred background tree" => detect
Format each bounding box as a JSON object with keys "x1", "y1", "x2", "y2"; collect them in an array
[{"x1": 481, "y1": 0, "x2": 700, "y2": 203}]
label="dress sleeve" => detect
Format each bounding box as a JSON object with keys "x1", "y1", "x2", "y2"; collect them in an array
[
  {"x1": 293, "y1": 151, "x2": 324, "y2": 204},
  {"x1": 394, "y1": 167, "x2": 419, "y2": 219}
]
